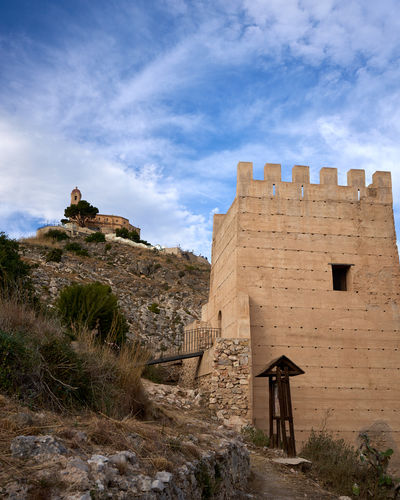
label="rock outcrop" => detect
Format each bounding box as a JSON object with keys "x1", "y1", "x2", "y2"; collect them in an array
[{"x1": 20, "y1": 237, "x2": 210, "y2": 354}]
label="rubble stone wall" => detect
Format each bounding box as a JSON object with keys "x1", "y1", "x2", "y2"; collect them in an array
[{"x1": 198, "y1": 338, "x2": 252, "y2": 427}]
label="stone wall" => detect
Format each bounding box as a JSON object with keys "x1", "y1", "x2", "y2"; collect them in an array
[
  {"x1": 198, "y1": 338, "x2": 252, "y2": 428},
  {"x1": 5, "y1": 434, "x2": 250, "y2": 499}
]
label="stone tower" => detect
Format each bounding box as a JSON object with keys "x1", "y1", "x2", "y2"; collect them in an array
[
  {"x1": 71, "y1": 187, "x2": 81, "y2": 205},
  {"x1": 199, "y1": 162, "x2": 400, "y2": 458}
]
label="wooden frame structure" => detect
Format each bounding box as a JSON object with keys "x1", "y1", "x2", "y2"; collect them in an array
[{"x1": 256, "y1": 355, "x2": 304, "y2": 457}]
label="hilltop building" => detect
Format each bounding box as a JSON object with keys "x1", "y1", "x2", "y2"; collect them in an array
[
  {"x1": 69, "y1": 187, "x2": 140, "y2": 236},
  {"x1": 187, "y1": 162, "x2": 400, "y2": 460}
]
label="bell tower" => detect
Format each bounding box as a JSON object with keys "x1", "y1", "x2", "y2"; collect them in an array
[{"x1": 71, "y1": 187, "x2": 81, "y2": 205}]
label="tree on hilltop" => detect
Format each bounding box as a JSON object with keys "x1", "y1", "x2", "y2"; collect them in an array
[{"x1": 64, "y1": 200, "x2": 99, "y2": 228}]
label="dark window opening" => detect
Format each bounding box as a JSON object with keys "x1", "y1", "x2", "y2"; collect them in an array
[
  {"x1": 331, "y1": 264, "x2": 351, "y2": 291},
  {"x1": 74, "y1": 195, "x2": 77, "y2": 200}
]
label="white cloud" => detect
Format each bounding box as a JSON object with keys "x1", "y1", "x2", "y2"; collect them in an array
[{"x1": 0, "y1": 116, "x2": 212, "y2": 256}]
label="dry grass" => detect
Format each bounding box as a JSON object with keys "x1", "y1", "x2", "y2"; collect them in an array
[
  {"x1": 75, "y1": 328, "x2": 151, "y2": 419},
  {"x1": 301, "y1": 429, "x2": 390, "y2": 499},
  {"x1": 0, "y1": 293, "x2": 62, "y2": 342},
  {"x1": 20, "y1": 235, "x2": 62, "y2": 249}
]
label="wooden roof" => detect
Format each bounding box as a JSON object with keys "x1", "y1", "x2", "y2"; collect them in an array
[{"x1": 255, "y1": 355, "x2": 305, "y2": 378}]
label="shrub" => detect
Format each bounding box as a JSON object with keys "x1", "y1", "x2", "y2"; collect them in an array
[
  {"x1": 65, "y1": 242, "x2": 89, "y2": 257},
  {"x1": 241, "y1": 425, "x2": 269, "y2": 447},
  {"x1": 0, "y1": 297, "x2": 90, "y2": 409},
  {"x1": 0, "y1": 232, "x2": 31, "y2": 293},
  {"x1": 76, "y1": 331, "x2": 150, "y2": 418},
  {"x1": 115, "y1": 227, "x2": 151, "y2": 246},
  {"x1": 116, "y1": 227, "x2": 139, "y2": 242},
  {"x1": 0, "y1": 294, "x2": 149, "y2": 417},
  {"x1": 301, "y1": 429, "x2": 394, "y2": 499},
  {"x1": 46, "y1": 248, "x2": 63, "y2": 262},
  {"x1": 85, "y1": 232, "x2": 106, "y2": 243},
  {"x1": 148, "y1": 303, "x2": 160, "y2": 314},
  {"x1": 43, "y1": 229, "x2": 69, "y2": 241},
  {"x1": 56, "y1": 282, "x2": 128, "y2": 345},
  {"x1": 105, "y1": 243, "x2": 112, "y2": 252}
]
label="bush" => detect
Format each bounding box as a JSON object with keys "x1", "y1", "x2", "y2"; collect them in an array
[
  {"x1": 85, "y1": 232, "x2": 106, "y2": 243},
  {"x1": 0, "y1": 294, "x2": 149, "y2": 416},
  {"x1": 0, "y1": 232, "x2": 32, "y2": 297},
  {"x1": 115, "y1": 227, "x2": 151, "y2": 246},
  {"x1": 46, "y1": 248, "x2": 63, "y2": 262},
  {"x1": 43, "y1": 229, "x2": 69, "y2": 241},
  {"x1": 148, "y1": 303, "x2": 160, "y2": 314},
  {"x1": 56, "y1": 282, "x2": 128, "y2": 345},
  {"x1": 301, "y1": 429, "x2": 394, "y2": 499},
  {"x1": 76, "y1": 330, "x2": 150, "y2": 418},
  {"x1": 116, "y1": 227, "x2": 140, "y2": 242},
  {"x1": 65, "y1": 242, "x2": 89, "y2": 257},
  {"x1": 0, "y1": 297, "x2": 90, "y2": 409},
  {"x1": 241, "y1": 425, "x2": 269, "y2": 447}
]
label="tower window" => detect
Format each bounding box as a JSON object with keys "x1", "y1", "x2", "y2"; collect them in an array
[
  {"x1": 74, "y1": 196, "x2": 77, "y2": 200},
  {"x1": 331, "y1": 264, "x2": 351, "y2": 291}
]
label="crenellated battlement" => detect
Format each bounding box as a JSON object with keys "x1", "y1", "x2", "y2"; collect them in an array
[{"x1": 236, "y1": 162, "x2": 392, "y2": 203}]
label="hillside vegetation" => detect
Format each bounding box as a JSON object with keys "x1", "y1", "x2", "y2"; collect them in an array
[{"x1": 19, "y1": 234, "x2": 210, "y2": 354}]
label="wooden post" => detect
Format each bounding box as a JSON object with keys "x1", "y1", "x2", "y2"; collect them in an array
[
  {"x1": 269, "y1": 377, "x2": 274, "y2": 446},
  {"x1": 276, "y1": 368, "x2": 289, "y2": 453}
]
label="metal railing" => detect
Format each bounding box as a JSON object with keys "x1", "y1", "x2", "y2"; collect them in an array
[{"x1": 147, "y1": 327, "x2": 221, "y2": 365}]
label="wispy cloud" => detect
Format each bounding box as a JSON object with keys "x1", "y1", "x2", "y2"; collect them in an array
[{"x1": 1, "y1": 0, "x2": 400, "y2": 257}]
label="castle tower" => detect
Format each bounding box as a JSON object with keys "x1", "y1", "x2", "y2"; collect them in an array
[
  {"x1": 200, "y1": 162, "x2": 400, "y2": 461},
  {"x1": 71, "y1": 187, "x2": 81, "y2": 205}
]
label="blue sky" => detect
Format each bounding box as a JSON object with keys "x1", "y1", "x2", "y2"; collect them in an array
[{"x1": 1, "y1": 0, "x2": 400, "y2": 258}]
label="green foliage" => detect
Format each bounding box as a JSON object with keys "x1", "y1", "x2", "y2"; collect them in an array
[
  {"x1": 43, "y1": 229, "x2": 70, "y2": 241},
  {"x1": 115, "y1": 227, "x2": 151, "y2": 246},
  {"x1": 0, "y1": 232, "x2": 31, "y2": 293},
  {"x1": 56, "y1": 282, "x2": 128, "y2": 345},
  {"x1": 64, "y1": 200, "x2": 99, "y2": 228},
  {"x1": 115, "y1": 227, "x2": 140, "y2": 242},
  {"x1": 184, "y1": 264, "x2": 198, "y2": 272},
  {"x1": 85, "y1": 232, "x2": 106, "y2": 243},
  {"x1": 104, "y1": 243, "x2": 112, "y2": 252},
  {"x1": 46, "y1": 248, "x2": 63, "y2": 263},
  {"x1": 359, "y1": 433, "x2": 398, "y2": 494},
  {"x1": 0, "y1": 294, "x2": 149, "y2": 417},
  {"x1": 148, "y1": 302, "x2": 160, "y2": 314},
  {"x1": 178, "y1": 270, "x2": 185, "y2": 278},
  {"x1": 65, "y1": 242, "x2": 89, "y2": 257},
  {"x1": 301, "y1": 429, "x2": 396, "y2": 499},
  {"x1": 0, "y1": 328, "x2": 89, "y2": 408},
  {"x1": 241, "y1": 425, "x2": 270, "y2": 447}
]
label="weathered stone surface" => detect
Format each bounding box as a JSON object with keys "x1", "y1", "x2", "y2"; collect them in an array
[
  {"x1": 10, "y1": 435, "x2": 67, "y2": 459},
  {"x1": 19, "y1": 237, "x2": 210, "y2": 357}
]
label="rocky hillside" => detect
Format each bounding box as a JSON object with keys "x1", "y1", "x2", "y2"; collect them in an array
[{"x1": 19, "y1": 235, "x2": 210, "y2": 353}]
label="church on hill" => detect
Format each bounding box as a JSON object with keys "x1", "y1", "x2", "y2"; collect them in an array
[{"x1": 70, "y1": 187, "x2": 141, "y2": 236}]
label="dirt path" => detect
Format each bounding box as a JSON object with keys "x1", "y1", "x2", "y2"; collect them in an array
[{"x1": 245, "y1": 450, "x2": 338, "y2": 499}]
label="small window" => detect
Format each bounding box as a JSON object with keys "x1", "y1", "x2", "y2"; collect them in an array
[
  {"x1": 74, "y1": 195, "x2": 77, "y2": 201},
  {"x1": 331, "y1": 264, "x2": 351, "y2": 291}
]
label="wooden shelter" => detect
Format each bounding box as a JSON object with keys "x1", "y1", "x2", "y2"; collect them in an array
[{"x1": 256, "y1": 355, "x2": 305, "y2": 457}]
